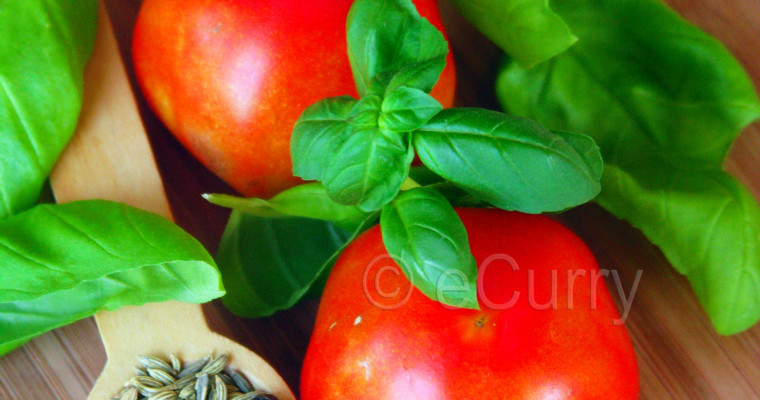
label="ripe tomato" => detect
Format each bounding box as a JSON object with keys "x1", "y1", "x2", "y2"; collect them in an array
[
  {"x1": 132, "y1": 0, "x2": 456, "y2": 198},
  {"x1": 302, "y1": 209, "x2": 639, "y2": 399}
]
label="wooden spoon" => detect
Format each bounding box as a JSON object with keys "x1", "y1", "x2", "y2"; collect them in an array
[{"x1": 49, "y1": 3, "x2": 295, "y2": 399}]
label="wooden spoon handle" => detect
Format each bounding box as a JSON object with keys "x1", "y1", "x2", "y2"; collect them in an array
[
  {"x1": 94, "y1": 301, "x2": 207, "y2": 358},
  {"x1": 50, "y1": 1, "x2": 171, "y2": 219},
  {"x1": 50, "y1": 0, "x2": 182, "y2": 347}
]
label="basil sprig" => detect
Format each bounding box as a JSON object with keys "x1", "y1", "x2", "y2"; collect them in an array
[
  {"x1": 290, "y1": 0, "x2": 601, "y2": 308},
  {"x1": 213, "y1": 0, "x2": 602, "y2": 311}
]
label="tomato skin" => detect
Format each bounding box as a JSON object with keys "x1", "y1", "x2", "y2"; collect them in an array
[
  {"x1": 132, "y1": 0, "x2": 456, "y2": 198},
  {"x1": 302, "y1": 209, "x2": 639, "y2": 400}
]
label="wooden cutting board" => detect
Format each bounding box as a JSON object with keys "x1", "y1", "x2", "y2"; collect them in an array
[{"x1": 1, "y1": 0, "x2": 760, "y2": 399}]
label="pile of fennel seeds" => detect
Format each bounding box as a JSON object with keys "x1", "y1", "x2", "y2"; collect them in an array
[{"x1": 113, "y1": 353, "x2": 279, "y2": 400}]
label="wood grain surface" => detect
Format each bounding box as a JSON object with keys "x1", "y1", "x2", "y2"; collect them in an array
[{"x1": 2, "y1": 0, "x2": 759, "y2": 398}]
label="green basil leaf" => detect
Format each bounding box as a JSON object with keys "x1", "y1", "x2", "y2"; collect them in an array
[
  {"x1": 379, "y1": 87, "x2": 442, "y2": 132},
  {"x1": 204, "y1": 183, "x2": 368, "y2": 231},
  {"x1": 496, "y1": 0, "x2": 760, "y2": 333},
  {"x1": 347, "y1": 0, "x2": 448, "y2": 96},
  {"x1": 215, "y1": 211, "x2": 378, "y2": 317},
  {"x1": 498, "y1": 0, "x2": 760, "y2": 167},
  {"x1": 414, "y1": 108, "x2": 602, "y2": 213},
  {"x1": 552, "y1": 130, "x2": 603, "y2": 181},
  {"x1": 600, "y1": 158, "x2": 760, "y2": 335},
  {"x1": 449, "y1": 0, "x2": 577, "y2": 68},
  {"x1": 0, "y1": 0, "x2": 98, "y2": 218},
  {"x1": 291, "y1": 96, "x2": 357, "y2": 181},
  {"x1": 0, "y1": 200, "x2": 223, "y2": 355},
  {"x1": 380, "y1": 187, "x2": 478, "y2": 309},
  {"x1": 348, "y1": 95, "x2": 383, "y2": 127},
  {"x1": 323, "y1": 126, "x2": 414, "y2": 211}
]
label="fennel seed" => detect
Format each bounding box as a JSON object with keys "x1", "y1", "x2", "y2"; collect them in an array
[
  {"x1": 170, "y1": 353, "x2": 182, "y2": 373},
  {"x1": 217, "y1": 372, "x2": 234, "y2": 386},
  {"x1": 148, "y1": 368, "x2": 177, "y2": 385},
  {"x1": 195, "y1": 373, "x2": 210, "y2": 400},
  {"x1": 138, "y1": 356, "x2": 174, "y2": 375},
  {"x1": 178, "y1": 384, "x2": 195, "y2": 399},
  {"x1": 200, "y1": 354, "x2": 228, "y2": 375},
  {"x1": 178, "y1": 355, "x2": 210, "y2": 378},
  {"x1": 214, "y1": 375, "x2": 227, "y2": 400},
  {"x1": 117, "y1": 387, "x2": 138, "y2": 400},
  {"x1": 148, "y1": 391, "x2": 178, "y2": 400},
  {"x1": 229, "y1": 370, "x2": 253, "y2": 393}
]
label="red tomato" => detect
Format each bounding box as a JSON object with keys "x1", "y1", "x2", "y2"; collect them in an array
[
  {"x1": 132, "y1": 0, "x2": 456, "y2": 198},
  {"x1": 302, "y1": 209, "x2": 639, "y2": 399}
]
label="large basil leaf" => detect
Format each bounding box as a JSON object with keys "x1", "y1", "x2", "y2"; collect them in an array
[
  {"x1": 0, "y1": 200, "x2": 224, "y2": 355},
  {"x1": 380, "y1": 187, "x2": 478, "y2": 309},
  {"x1": 347, "y1": 0, "x2": 448, "y2": 96},
  {"x1": 601, "y1": 155, "x2": 760, "y2": 334},
  {"x1": 497, "y1": 0, "x2": 760, "y2": 334},
  {"x1": 0, "y1": 0, "x2": 98, "y2": 218},
  {"x1": 216, "y1": 211, "x2": 378, "y2": 318},
  {"x1": 204, "y1": 183, "x2": 368, "y2": 232},
  {"x1": 500, "y1": 0, "x2": 760, "y2": 167},
  {"x1": 414, "y1": 108, "x2": 602, "y2": 213},
  {"x1": 449, "y1": 0, "x2": 576, "y2": 68}
]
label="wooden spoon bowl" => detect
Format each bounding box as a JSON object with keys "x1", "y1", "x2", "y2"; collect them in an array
[{"x1": 49, "y1": 3, "x2": 295, "y2": 399}]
